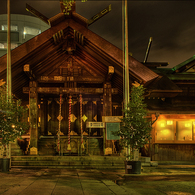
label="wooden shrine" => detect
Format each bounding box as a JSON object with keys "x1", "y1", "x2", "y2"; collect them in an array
[{"x1": 0, "y1": 0, "x2": 195, "y2": 161}]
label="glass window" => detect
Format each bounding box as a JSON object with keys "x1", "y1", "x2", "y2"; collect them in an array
[
  {"x1": 0, "y1": 43, "x2": 4, "y2": 49},
  {"x1": 1, "y1": 25, "x2": 18, "y2": 31},
  {"x1": 156, "y1": 120, "x2": 174, "y2": 141},
  {"x1": 0, "y1": 43, "x2": 18, "y2": 49},
  {"x1": 176, "y1": 121, "x2": 192, "y2": 141},
  {"x1": 24, "y1": 27, "x2": 41, "y2": 36}
]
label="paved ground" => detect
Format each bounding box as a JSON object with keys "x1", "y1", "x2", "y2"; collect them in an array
[{"x1": 1, "y1": 166, "x2": 195, "y2": 195}]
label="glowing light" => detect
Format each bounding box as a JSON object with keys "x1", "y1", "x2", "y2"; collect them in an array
[
  {"x1": 160, "y1": 123, "x2": 165, "y2": 127},
  {"x1": 167, "y1": 120, "x2": 173, "y2": 125},
  {"x1": 161, "y1": 129, "x2": 170, "y2": 135},
  {"x1": 185, "y1": 123, "x2": 191, "y2": 127}
]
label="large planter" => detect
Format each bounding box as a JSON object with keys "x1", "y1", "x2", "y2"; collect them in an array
[
  {"x1": 0, "y1": 158, "x2": 2, "y2": 171},
  {"x1": 124, "y1": 160, "x2": 141, "y2": 174},
  {"x1": 1, "y1": 158, "x2": 10, "y2": 172}
]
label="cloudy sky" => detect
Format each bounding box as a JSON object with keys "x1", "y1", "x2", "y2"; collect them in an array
[{"x1": 1, "y1": 0, "x2": 195, "y2": 68}]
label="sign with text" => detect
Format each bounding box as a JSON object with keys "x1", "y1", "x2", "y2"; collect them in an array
[
  {"x1": 102, "y1": 116, "x2": 122, "y2": 123},
  {"x1": 86, "y1": 122, "x2": 105, "y2": 128},
  {"x1": 106, "y1": 123, "x2": 120, "y2": 140}
]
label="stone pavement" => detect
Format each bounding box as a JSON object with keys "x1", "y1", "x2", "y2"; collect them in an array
[{"x1": 0, "y1": 165, "x2": 195, "y2": 195}]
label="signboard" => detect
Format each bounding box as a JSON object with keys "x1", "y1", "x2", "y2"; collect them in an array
[
  {"x1": 86, "y1": 122, "x2": 105, "y2": 128},
  {"x1": 106, "y1": 123, "x2": 120, "y2": 140},
  {"x1": 102, "y1": 116, "x2": 122, "y2": 123}
]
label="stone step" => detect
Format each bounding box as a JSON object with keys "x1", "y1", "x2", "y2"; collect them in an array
[
  {"x1": 11, "y1": 156, "x2": 126, "y2": 161},
  {"x1": 11, "y1": 156, "x2": 156, "y2": 168}
]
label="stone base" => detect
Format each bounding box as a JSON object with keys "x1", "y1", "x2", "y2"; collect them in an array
[{"x1": 30, "y1": 147, "x2": 38, "y2": 155}]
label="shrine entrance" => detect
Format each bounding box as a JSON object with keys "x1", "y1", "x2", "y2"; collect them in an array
[{"x1": 38, "y1": 93, "x2": 104, "y2": 156}]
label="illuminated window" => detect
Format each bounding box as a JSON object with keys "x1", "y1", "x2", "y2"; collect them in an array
[
  {"x1": 156, "y1": 120, "x2": 174, "y2": 141},
  {"x1": 0, "y1": 43, "x2": 18, "y2": 49},
  {"x1": 1, "y1": 25, "x2": 18, "y2": 31},
  {"x1": 23, "y1": 27, "x2": 41, "y2": 36},
  {"x1": 0, "y1": 43, "x2": 4, "y2": 49},
  {"x1": 176, "y1": 121, "x2": 192, "y2": 141}
]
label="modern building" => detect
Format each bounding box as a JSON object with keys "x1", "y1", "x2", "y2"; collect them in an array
[{"x1": 0, "y1": 14, "x2": 50, "y2": 57}]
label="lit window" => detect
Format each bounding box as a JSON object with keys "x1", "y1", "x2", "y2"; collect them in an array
[
  {"x1": 1, "y1": 25, "x2": 18, "y2": 31},
  {"x1": 0, "y1": 43, "x2": 18, "y2": 49},
  {"x1": 156, "y1": 120, "x2": 174, "y2": 141},
  {"x1": 176, "y1": 121, "x2": 192, "y2": 141},
  {"x1": 23, "y1": 27, "x2": 41, "y2": 36},
  {"x1": 0, "y1": 43, "x2": 4, "y2": 49}
]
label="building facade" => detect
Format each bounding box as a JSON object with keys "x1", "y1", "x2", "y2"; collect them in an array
[
  {"x1": 0, "y1": 14, "x2": 49, "y2": 57},
  {"x1": 0, "y1": 2, "x2": 195, "y2": 162}
]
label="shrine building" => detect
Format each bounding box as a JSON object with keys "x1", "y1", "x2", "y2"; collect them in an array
[{"x1": 0, "y1": 1, "x2": 195, "y2": 163}]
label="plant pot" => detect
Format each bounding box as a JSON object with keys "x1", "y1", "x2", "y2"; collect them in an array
[
  {"x1": 1, "y1": 158, "x2": 10, "y2": 172},
  {"x1": 0, "y1": 158, "x2": 2, "y2": 171},
  {"x1": 124, "y1": 160, "x2": 141, "y2": 174}
]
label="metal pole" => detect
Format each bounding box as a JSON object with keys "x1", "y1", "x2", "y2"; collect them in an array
[
  {"x1": 7, "y1": 0, "x2": 12, "y2": 167},
  {"x1": 123, "y1": 0, "x2": 130, "y2": 160},
  {"x1": 124, "y1": 0, "x2": 129, "y2": 109},
  {"x1": 7, "y1": 0, "x2": 11, "y2": 101}
]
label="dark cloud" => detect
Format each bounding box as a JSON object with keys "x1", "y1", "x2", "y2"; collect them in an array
[{"x1": 1, "y1": 0, "x2": 195, "y2": 67}]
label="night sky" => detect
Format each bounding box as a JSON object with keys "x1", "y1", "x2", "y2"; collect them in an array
[{"x1": 1, "y1": 0, "x2": 195, "y2": 68}]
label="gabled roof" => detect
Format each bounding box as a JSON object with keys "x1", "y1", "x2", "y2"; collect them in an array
[
  {"x1": 171, "y1": 55, "x2": 195, "y2": 73},
  {"x1": 0, "y1": 9, "x2": 159, "y2": 101},
  {"x1": 153, "y1": 55, "x2": 195, "y2": 83}
]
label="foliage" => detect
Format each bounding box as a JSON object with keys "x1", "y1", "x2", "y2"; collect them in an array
[
  {"x1": 0, "y1": 84, "x2": 28, "y2": 148},
  {"x1": 114, "y1": 84, "x2": 152, "y2": 154}
]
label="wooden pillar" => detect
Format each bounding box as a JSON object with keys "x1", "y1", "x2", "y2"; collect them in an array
[
  {"x1": 29, "y1": 81, "x2": 38, "y2": 155},
  {"x1": 103, "y1": 82, "x2": 113, "y2": 151},
  {"x1": 103, "y1": 82, "x2": 112, "y2": 116},
  {"x1": 40, "y1": 98, "x2": 48, "y2": 136}
]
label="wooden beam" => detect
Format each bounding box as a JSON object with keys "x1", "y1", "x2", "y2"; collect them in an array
[
  {"x1": 37, "y1": 76, "x2": 105, "y2": 83},
  {"x1": 23, "y1": 87, "x2": 118, "y2": 95},
  {"x1": 106, "y1": 66, "x2": 114, "y2": 81},
  {"x1": 23, "y1": 64, "x2": 36, "y2": 80},
  {"x1": 26, "y1": 4, "x2": 49, "y2": 25},
  {"x1": 88, "y1": 4, "x2": 111, "y2": 26}
]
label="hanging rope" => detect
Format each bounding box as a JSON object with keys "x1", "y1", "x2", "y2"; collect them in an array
[
  {"x1": 80, "y1": 94, "x2": 84, "y2": 150},
  {"x1": 67, "y1": 95, "x2": 72, "y2": 151},
  {"x1": 58, "y1": 94, "x2": 62, "y2": 154}
]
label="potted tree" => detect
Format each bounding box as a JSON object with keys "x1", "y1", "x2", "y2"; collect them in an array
[
  {"x1": 114, "y1": 83, "x2": 152, "y2": 174},
  {"x1": 0, "y1": 83, "x2": 28, "y2": 172}
]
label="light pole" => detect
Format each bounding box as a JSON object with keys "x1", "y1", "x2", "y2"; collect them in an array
[
  {"x1": 123, "y1": 0, "x2": 130, "y2": 160},
  {"x1": 7, "y1": 0, "x2": 12, "y2": 162},
  {"x1": 7, "y1": 0, "x2": 11, "y2": 102}
]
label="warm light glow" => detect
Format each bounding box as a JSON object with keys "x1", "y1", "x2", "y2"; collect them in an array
[
  {"x1": 167, "y1": 120, "x2": 173, "y2": 125},
  {"x1": 160, "y1": 123, "x2": 165, "y2": 127},
  {"x1": 161, "y1": 129, "x2": 170, "y2": 135},
  {"x1": 12, "y1": 124, "x2": 15, "y2": 128},
  {"x1": 185, "y1": 123, "x2": 191, "y2": 127}
]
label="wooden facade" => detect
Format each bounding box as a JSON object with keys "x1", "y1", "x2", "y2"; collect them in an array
[{"x1": 0, "y1": 1, "x2": 195, "y2": 161}]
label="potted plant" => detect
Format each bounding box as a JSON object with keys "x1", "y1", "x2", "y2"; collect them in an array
[
  {"x1": 0, "y1": 83, "x2": 28, "y2": 172},
  {"x1": 114, "y1": 83, "x2": 152, "y2": 174}
]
